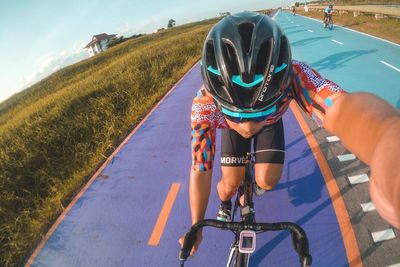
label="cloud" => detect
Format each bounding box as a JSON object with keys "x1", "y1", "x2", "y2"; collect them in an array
[
  {"x1": 117, "y1": 13, "x2": 170, "y2": 37},
  {"x1": 18, "y1": 42, "x2": 87, "y2": 91}
]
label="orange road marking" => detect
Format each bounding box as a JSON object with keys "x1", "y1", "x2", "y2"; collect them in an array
[
  {"x1": 290, "y1": 102, "x2": 363, "y2": 267},
  {"x1": 148, "y1": 183, "x2": 181, "y2": 246}
]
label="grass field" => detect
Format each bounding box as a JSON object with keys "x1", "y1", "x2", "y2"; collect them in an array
[
  {"x1": 295, "y1": 9, "x2": 400, "y2": 44},
  {"x1": 0, "y1": 18, "x2": 219, "y2": 266}
]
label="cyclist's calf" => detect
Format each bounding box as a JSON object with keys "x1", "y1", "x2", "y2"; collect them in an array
[{"x1": 218, "y1": 166, "x2": 246, "y2": 200}]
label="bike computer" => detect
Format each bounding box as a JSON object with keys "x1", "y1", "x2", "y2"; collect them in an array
[{"x1": 239, "y1": 230, "x2": 256, "y2": 253}]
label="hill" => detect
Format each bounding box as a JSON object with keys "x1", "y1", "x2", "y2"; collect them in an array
[{"x1": 0, "y1": 18, "x2": 219, "y2": 266}]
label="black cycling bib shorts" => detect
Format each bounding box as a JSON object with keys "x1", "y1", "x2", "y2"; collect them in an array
[{"x1": 220, "y1": 119, "x2": 285, "y2": 167}]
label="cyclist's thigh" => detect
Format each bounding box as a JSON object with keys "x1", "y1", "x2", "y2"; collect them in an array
[
  {"x1": 221, "y1": 129, "x2": 250, "y2": 184},
  {"x1": 254, "y1": 119, "x2": 285, "y2": 164},
  {"x1": 253, "y1": 120, "x2": 285, "y2": 188}
]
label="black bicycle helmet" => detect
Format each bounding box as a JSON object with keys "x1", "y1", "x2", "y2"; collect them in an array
[{"x1": 201, "y1": 11, "x2": 292, "y2": 115}]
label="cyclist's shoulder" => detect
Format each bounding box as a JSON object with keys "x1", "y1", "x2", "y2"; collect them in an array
[
  {"x1": 290, "y1": 59, "x2": 343, "y2": 93},
  {"x1": 191, "y1": 85, "x2": 227, "y2": 127},
  {"x1": 291, "y1": 60, "x2": 313, "y2": 74},
  {"x1": 193, "y1": 85, "x2": 213, "y2": 104}
]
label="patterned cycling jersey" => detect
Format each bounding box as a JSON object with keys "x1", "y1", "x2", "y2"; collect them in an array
[{"x1": 191, "y1": 60, "x2": 345, "y2": 171}]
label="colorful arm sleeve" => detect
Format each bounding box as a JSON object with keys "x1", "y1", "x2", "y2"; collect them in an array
[
  {"x1": 291, "y1": 61, "x2": 346, "y2": 126},
  {"x1": 190, "y1": 90, "x2": 217, "y2": 171}
]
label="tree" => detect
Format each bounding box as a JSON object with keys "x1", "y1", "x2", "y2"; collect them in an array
[
  {"x1": 167, "y1": 19, "x2": 176, "y2": 28},
  {"x1": 219, "y1": 12, "x2": 231, "y2": 17}
]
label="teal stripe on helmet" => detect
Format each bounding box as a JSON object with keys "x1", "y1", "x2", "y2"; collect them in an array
[
  {"x1": 232, "y1": 74, "x2": 264, "y2": 88},
  {"x1": 207, "y1": 66, "x2": 221, "y2": 76},
  {"x1": 274, "y1": 63, "x2": 287, "y2": 74},
  {"x1": 221, "y1": 105, "x2": 276, "y2": 118},
  {"x1": 208, "y1": 63, "x2": 286, "y2": 87}
]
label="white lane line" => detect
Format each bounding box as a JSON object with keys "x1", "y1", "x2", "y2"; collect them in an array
[
  {"x1": 371, "y1": 229, "x2": 396, "y2": 243},
  {"x1": 380, "y1": 61, "x2": 400, "y2": 73},
  {"x1": 361, "y1": 202, "x2": 376, "y2": 212},
  {"x1": 338, "y1": 154, "x2": 356, "y2": 162},
  {"x1": 307, "y1": 29, "x2": 314, "y2": 33},
  {"x1": 387, "y1": 263, "x2": 400, "y2": 267},
  {"x1": 332, "y1": 39, "x2": 344, "y2": 45},
  {"x1": 296, "y1": 24, "x2": 300, "y2": 27},
  {"x1": 348, "y1": 173, "x2": 369, "y2": 184},
  {"x1": 326, "y1": 136, "x2": 339, "y2": 142}
]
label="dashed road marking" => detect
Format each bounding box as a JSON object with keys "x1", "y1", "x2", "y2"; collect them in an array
[
  {"x1": 380, "y1": 61, "x2": 400, "y2": 73},
  {"x1": 371, "y1": 229, "x2": 396, "y2": 243},
  {"x1": 326, "y1": 136, "x2": 339, "y2": 142},
  {"x1": 148, "y1": 183, "x2": 181, "y2": 246},
  {"x1": 337, "y1": 153, "x2": 356, "y2": 162},
  {"x1": 307, "y1": 29, "x2": 314, "y2": 33},
  {"x1": 361, "y1": 202, "x2": 376, "y2": 212},
  {"x1": 332, "y1": 39, "x2": 344, "y2": 45},
  {"x1": 348, "y1": 173, "x2": 369, "y2": 184},
  {"x1": 296, "y1": 24, "x2": 300, "y2": 26}
]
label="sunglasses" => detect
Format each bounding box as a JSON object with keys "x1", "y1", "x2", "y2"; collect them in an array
[
  {"x1": 225, "y1": 114, "x2": 268, "y2": 123},
  {"x1": 221, "y1": 105, "x2": 277, "y2": 123}
]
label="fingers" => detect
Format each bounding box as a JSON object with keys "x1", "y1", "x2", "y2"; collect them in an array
[
  {"x1": 179, "y1": 232, "x2": 203, "y2": 257},
  {"x1": 190, "y1": 239, "x2": 201, "y2": 256},
  {"x1": 178, "y1": 236, "x2": 184, "y2": 248},
  {"x1": 190, "y1": 247, "x2": 197, "y2": 256}
]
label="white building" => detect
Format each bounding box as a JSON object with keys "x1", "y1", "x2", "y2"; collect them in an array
[{"x1": 84, "y1": 33, "x2": 117, "y2": 57}]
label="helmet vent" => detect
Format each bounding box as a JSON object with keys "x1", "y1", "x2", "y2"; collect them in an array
[
  {"x1": 255, "y1": 39, "x2": 273, "y2": 74},
  {"x1": 238, "y1": 23, "x2": 254, "y2": 53},
  {"x1": 222, "y1": 41, "x2": 239, "y2": 75},
  {"x1": 277, "y1": 36, "x2": 289, "y2": 69},
  {"x1": 206, "y1": 40, "x2": 218, "y2": 69}
]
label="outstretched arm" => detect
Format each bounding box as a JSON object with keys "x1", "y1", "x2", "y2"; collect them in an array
[{"x1": 324, "y1": 92, "x2": 400, "y2": 229}]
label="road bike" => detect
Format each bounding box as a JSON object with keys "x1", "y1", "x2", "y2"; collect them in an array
[{"x1": 179, "y1": 152, "x2": 312, "y2": 267}]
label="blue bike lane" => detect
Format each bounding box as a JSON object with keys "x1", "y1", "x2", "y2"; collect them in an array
[
  {"x1": 276, "y1": 11, "x2": 400, "y2": 108},
  {"x1": 28, "y1": 63, "x2": 352, "y2": 267}
]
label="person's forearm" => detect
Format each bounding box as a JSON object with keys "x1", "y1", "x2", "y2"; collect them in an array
[
  {"x1": 189, "y1": 168, "x2": 213, "y2": 224},
  {"x1": 324, "y1": 92, "x2": 399, "y2": 165},
  {"x1": 324, "y1": 92, "x2": 400, "y2": 228}
]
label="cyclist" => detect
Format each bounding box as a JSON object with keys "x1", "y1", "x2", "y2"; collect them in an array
[
  {"x1": 324, "y1": 4, "x2": 333, "y2": 27},
  {"x1": 179, "y1": 12, "x2": 400, "y2": 256}
]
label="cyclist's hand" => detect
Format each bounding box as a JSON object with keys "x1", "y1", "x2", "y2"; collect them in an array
[{"x1": 179, "y1": 230, "x2": 203, "y2": 256}]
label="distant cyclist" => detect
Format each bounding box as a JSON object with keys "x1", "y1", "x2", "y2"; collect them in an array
[
  {"x1": 292, "y1": 5, "x2": 296, "y2": 16},
  {"x1": 179, "y1": 11, "x2": 400, "y2": 256},
  {"x1": 324, "y1": 4, "x2": 333, "y2": 27}
]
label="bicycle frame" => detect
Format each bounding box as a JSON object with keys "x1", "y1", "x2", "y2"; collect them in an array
[
  {"x1": 226, "y1": 153, "x2": 255, "y2": 266},
  {"x1": 179, "y1": 153, "x2": 312, "y2": 267}
]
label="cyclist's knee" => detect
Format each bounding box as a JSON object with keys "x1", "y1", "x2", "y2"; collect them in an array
[
  {"x1": 220, "y1": 166, "x2": 245, "y2": 190},
  {"x1": 255, "y1": 163, "x2": 283, "y2": 190}
]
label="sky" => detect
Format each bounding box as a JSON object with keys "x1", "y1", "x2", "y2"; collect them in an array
[{"x1": 0, "y1": 0, "x2": 295, "y2": 103}]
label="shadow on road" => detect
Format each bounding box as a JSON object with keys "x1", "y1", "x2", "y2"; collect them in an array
[
  {"x1": 291, "y1": 36, "x2": 332, "y2": 47},
  {"x1": 310, "y1": 49, "x2": 377, "y2": 71}
]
